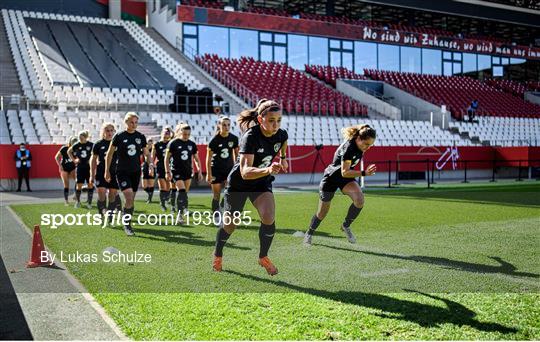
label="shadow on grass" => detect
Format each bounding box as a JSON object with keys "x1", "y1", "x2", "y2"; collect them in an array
[
  {"x1": 133, "y1": 226, "x2": 251, "y2": 251},
  {"x1": 369, "y1": 185, "x2": 540, "y2": 208},
  {"x1": 318, "y1": 244, "x2": 539, "y2": 279},
  {"x1": 225, "y1": 270, "x2": 518, "y2": 334}
]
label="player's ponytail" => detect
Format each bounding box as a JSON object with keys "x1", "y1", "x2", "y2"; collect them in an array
[
  {"x1": 237, "y1": 99, "x2": 280, "y2": 132},
  {"x1": 342, "y1": 124, "x2": 377, "y2": 141},
  {"x1": 67, "y1": 136, "x2": 78, "y2": 147}
]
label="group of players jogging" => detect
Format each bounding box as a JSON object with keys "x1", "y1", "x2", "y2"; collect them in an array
[{"x1": 55, "y1": 99, "x2": 377, "y2": 276}]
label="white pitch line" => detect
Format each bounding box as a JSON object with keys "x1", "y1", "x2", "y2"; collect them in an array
[{"x1": 5, "y1": 205, "x2": 128, "y2": 341}]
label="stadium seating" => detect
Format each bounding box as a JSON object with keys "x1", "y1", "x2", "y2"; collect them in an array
[
  {"x1": 449, "y1": 116, "x2": 540, "y2": 146},
  {"x1": 5, "y1": 108, "x2": 474, "y2": 147},
  {"x1": 365, "y1": 69, "x2": 540, "y2": 119},
  {"x1": 2, "y1": 9, "x2": 207, "y2": 108},
  {"x1": 197, "y1": 54, "x2": 368, "y2": 116},
  {"x1": 305, "y1": 65, "x2": 366, "y2": 87},
  {"x1": 484, "y1": 79, "x2": 540, "y2": 98}
]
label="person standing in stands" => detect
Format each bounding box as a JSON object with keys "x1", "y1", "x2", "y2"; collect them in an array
[
  {"x1": 213, "y1": 99, "x2": 288, "y2": 276},
  {"x1": 467, "y1": 99, "x2": 478, "y2": 123},
  {"x1": 68, "y1": 131, "x2": 94, "y2": 208},
  {"x1": 105, "y1": 112, "x2": 152, "y2": 236},
  {"x1": 206, "y1": 115, "x2": 239, "y2": 216},
  {"x1": 142, "y1": 138, "x2": 156, "y2": 203},
  {"x1": 303, "y1": 124, "x2": 377, "y2": 246},
  {"x1": 153, "y1": 127, "x2": 174, "y2": 211},
  {"x1": 14, "y1": 143, "x2": 32, "y2": 192},
  {"x1": 164, "y1": 122, "x2": 203, "y2": 224},
  {"x1": 54, "y1": 136, "x2": 78, "y2": 205}
]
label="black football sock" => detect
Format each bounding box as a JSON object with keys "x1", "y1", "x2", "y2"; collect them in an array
[
  {"x1": 87, "y1": 187, "x2": 94, "y2": 204},
  {"x1": 115, "y1": 194, "x2": 122, "y2": 211},
  {"x1": 97, "y1": 199, "x2": 106, "y2": 215},
  {"x1": 214, "y1": 228, "x2": 231, "y2": 257},
  {"x1": 259, "y1": 222, "x2": 276, "y2": 258},
  {"x1": 75, "y1": 189, "x2": 82, "y2": 202},
  {"x1": 343, "y1": 204, "x2": 362, "y2": 228},
  {"x1": 63, "y1": 188, "x2": 69, "y2": 201},
  {"x1": 159, "y1": 190, "x2": 167, "y2": 205},
  {"x1": 148, "y1": 187, "x2": 154, "y2": 202},
  {"x1": 177, "y1": 189, "x2": 187, "y2": 212},
  {"x1": 307, "y1": 215, "x2": 322, "y2": 235},
  {"x1": 123, "y1": 207, "x2": 134, "y2": 227},
  {"x1": 211, "y1": 198, "x2": 219, "y2": 213},
  {"x1": 170, "y1": 189, "x2": 177, "y2": 207}
]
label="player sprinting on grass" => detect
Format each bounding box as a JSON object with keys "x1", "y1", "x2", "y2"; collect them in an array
[
  {"x1": 104, "y1": 112, "x2": 152, "y2": 236},
  {"x1": 90, "y1": 123, "x2": 119, "y2": 219},
  {"x1": 206, "y1": 115, "x2": 239, "y2": 216},
  {"x1": 153, "y1": 126, "x2": 174, "y2": 212},
  {"x1": 164, "y1": 122, "x2": 203, "y2": 224},
  {"x1": 68, "y1": 130, "x2": 94, "y2": 209},
  {"x1": 54, "y1": 136, "x2": 77, "y2": 206},
  {"x1": 303, "y1": 124, "x2": 377, "y2": 246},
  {"x1": 213, "y1": 99, "x2": 288, "y2": 276}
]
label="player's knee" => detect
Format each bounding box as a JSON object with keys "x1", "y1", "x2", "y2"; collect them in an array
[
  {"x1": 353, "y1": 197, "x2": 364, "y2": 208},
  {"x1": 260, "y1": 212, "x2": 275, "y2": 225}
]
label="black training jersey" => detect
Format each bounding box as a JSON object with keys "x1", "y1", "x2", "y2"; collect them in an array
[
  {"x1": 208, "y1": 133, "x2": 239, "y2": 170},
  {"x1": 153, "y1": 140, "x2": 168, "y2": 169},
  {"x1": 71, "y1": 141, "x2": 93, "y2": 166},
  {"x1": 111, "y1": 130, "x2": 147, "y2": 173},
  {"x1": 324, "y1": 139, "x2": 363, "y2": 178},
  {"x1": 166, "y1": 139, "x2": 198, "y2": 174},
  {"x1": 59, "y1": 146, "x2": 74, "y2": 168},
  {"x1": 92, "y1": 139, "x2": 117, "y2": 171},
  {"x1": 228, "y1": 125, "x2": 288, "y2": 186}
]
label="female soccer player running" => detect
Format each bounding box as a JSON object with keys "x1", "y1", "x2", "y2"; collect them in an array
[
  {"x1": 68, "y1": 130, "x2": 94, "y2": 209},
  {"x1": 213, "y1": 99, "x2": 288, "y2": 276},
  {"x1": 105, "y1": 112, "x2": 152, "y2": 236},
  {"x1": 90, "y1": 123, "x2": 119, "y2": 218},
  {"x1": 152, "y1": 126, "x2": 173, "y2": 211},
  {"x1": 303, "y1": 124, "x2": 377, "y2": 246},
  {"x1": 164, "y1": 122, "x2": 203, "y2": 224},
  {"x1": 142, "y1": 138, "x2": 156, "y2": 203},
  {"x1": 54, "y1": 136, "x2": 78, "y2": 205},
  {"x1": 206, "y1": 115, "x2": 239, "y2": 216}
]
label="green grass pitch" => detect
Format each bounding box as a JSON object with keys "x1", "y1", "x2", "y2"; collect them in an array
[{"x1": 10, "y1": 182, "x2": 540, "y2": 340}]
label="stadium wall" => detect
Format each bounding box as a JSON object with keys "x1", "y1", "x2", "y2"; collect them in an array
[{"x1": 1, "y1": 145, "x2": 538, "y2": 184}]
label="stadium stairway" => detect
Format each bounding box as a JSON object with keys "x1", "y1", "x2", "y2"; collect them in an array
[
  {"x1": 137, "y1": 122, "x2": 160, "y2": 139},
  {"x1": 143, "y1": 27, "x2": 247, "y2": 116},
  {"x1": 0, "y1": 14, "x2": 23, "y2": 97}
]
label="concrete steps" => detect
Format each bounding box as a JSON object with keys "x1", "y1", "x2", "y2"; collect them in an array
[{"x1": 0, "y1": 15, "x2": 23, "y2": 97}]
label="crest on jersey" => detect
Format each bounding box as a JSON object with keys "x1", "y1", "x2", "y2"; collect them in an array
[
  {"x1": 135, "y1": 138, "x2": 141, "y2": 145},
  {"x1": 228, "y1": 141, "x2": 234, "y2": 148},
  {"x1": 86, "y1": 146, "x2": 91, "y2": 151},
  {"x1": 274, "y1": 143, "x2": 281, "y2": 152},
  {"x1": 188, "y1": 146, "x2": 193, "y2": 151}
]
